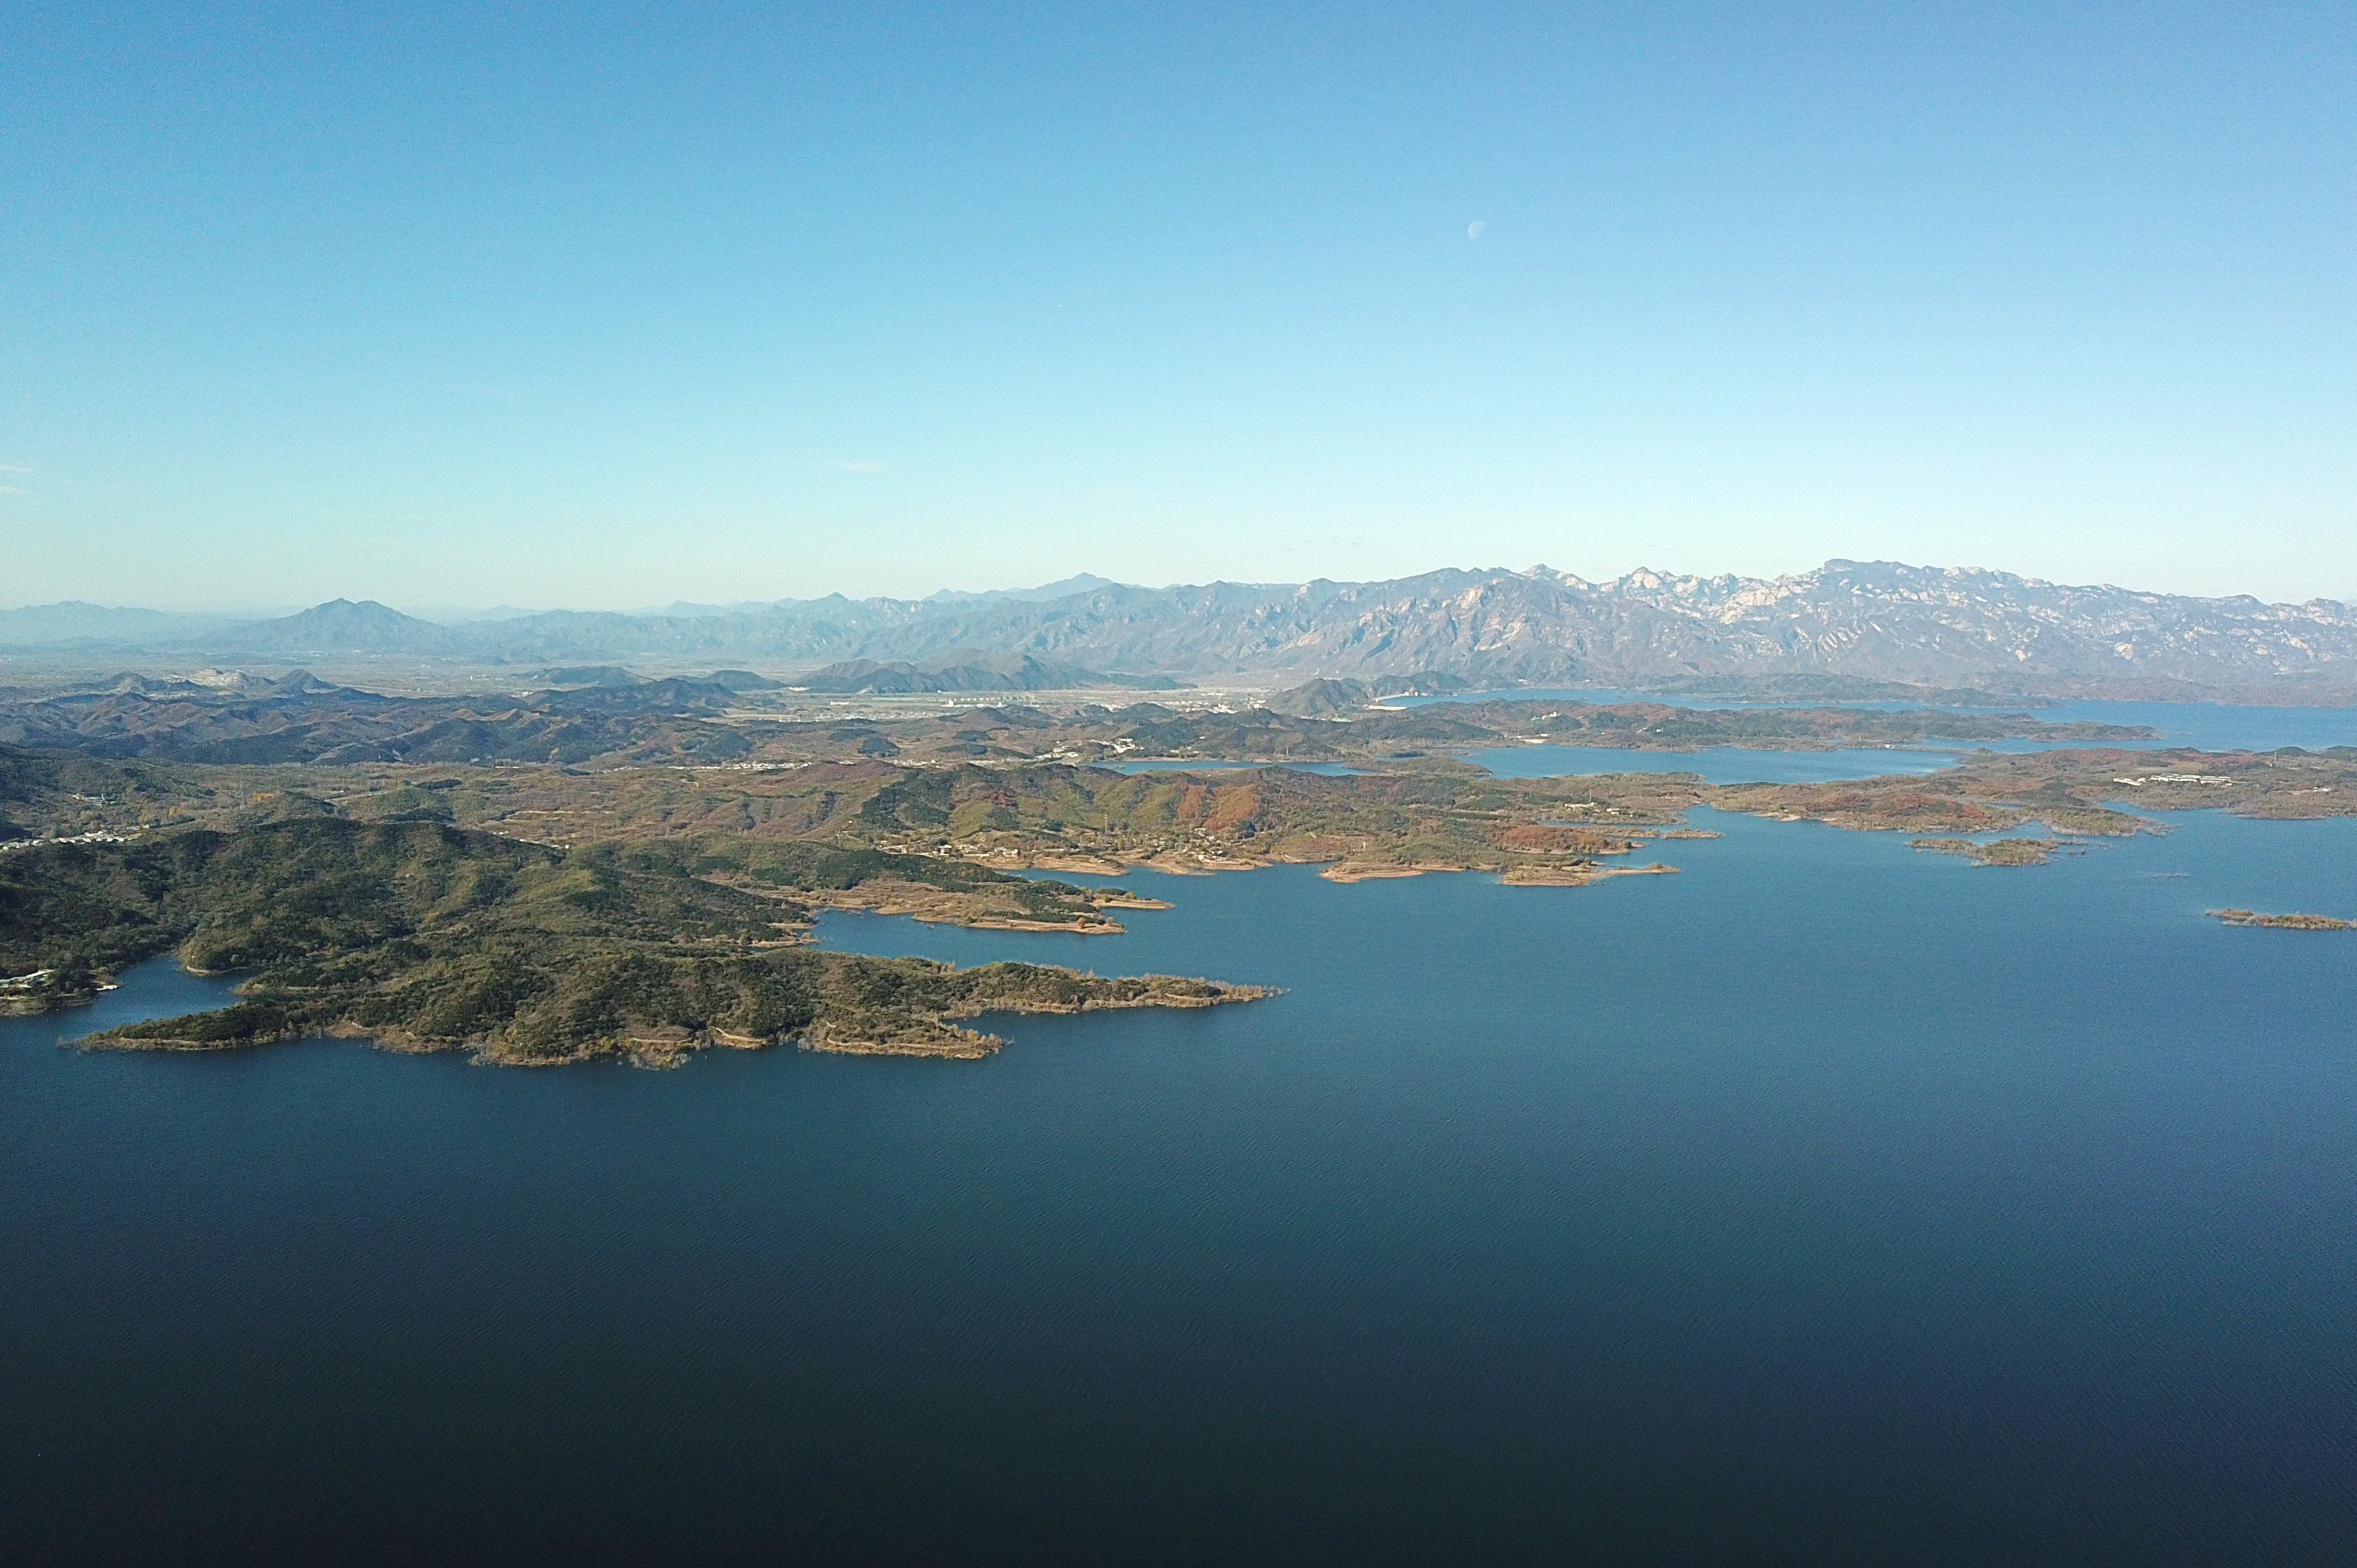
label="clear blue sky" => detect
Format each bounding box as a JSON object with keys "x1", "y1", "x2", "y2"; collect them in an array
[{"x1": 5, "y1": 3, "x2": 2352, "y2": 610}]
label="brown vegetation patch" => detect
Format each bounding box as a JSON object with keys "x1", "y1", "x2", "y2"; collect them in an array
[
  {"x1": 1911, "y1": 837, "x2": 2057, "y2": 867},
  {"x1": 1495, "y1": 823, "x2": 1627, "y2": 855},
  {"x1": 1500, "y1": 862, "x2": 1678, "y2": 886}
]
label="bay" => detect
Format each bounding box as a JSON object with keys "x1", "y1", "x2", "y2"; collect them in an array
[
  {"x1": 1459, "y1": 742, "x2": 1961, "y2": 784},
  {"x1": 1403, "y1": 689, "x2": 2357, "y2": 754},
  {"x1": 1404, "y1": 696, "x2": 2357, "y2": 784},
  {"x1": 5, "y1": 809, "x2": 2356, "y2": 1563}
]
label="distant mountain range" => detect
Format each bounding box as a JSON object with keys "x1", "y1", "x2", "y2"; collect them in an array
[
  {"x1": 0, "y1": 601, "x2": 248, "y2": 648},
  {"x1": 215, "y1": 598, "x2": 468, "y2": 657},
  {"x1": 8, "y1": 561, "x2": 2357, "y2": 701}
]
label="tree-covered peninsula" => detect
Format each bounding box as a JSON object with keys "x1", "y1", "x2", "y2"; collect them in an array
[{"x1": 0, "y1": 819, "x2": 1272, "y2": 1063}]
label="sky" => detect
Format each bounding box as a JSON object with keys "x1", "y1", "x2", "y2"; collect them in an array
[{"x1": 4, "y1": 2, "x2": 2353, "y2": 610}]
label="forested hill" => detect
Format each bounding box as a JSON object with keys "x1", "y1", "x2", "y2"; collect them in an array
[{"x1": 0, "y1": 818, "x2": 1270, "y2": 1061}]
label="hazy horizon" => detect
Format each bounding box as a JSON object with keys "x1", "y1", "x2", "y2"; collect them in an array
[{"x1": 16, "y1": 551, "x2": 2357, "y2": 623}]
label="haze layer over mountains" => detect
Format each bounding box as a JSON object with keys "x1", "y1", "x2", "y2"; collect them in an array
[{"x1": 10, "y1": 561, "x2": 2357, "y2": 702}]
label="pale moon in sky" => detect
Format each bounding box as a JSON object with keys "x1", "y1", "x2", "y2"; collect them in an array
[{"x1": 1467, "y1": 220, "x2": 1486, "y2": 239}]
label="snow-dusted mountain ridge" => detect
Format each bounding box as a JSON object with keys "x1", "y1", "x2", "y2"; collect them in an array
[{"x1": 8, "y1": 561, "x2": 2356, "y2": 699}]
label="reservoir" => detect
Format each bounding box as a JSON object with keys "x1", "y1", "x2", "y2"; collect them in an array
[
  {"x1": 1403, "y1": 688, "x2": 2357, "y2": 753},
  {"x1": 5, "y1": 808, "x2": 2355, "y2": 1563}
]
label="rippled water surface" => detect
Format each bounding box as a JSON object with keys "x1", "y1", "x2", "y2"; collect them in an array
[{"x1": 7, "y1": 809, "x2": 2357, "y2": 1563}]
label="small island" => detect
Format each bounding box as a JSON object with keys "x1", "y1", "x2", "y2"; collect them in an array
[
  {"x1": 1911, "y1": 836, "x2": 2059, "y2": 867},
  {"x1": 2208, "y1": 908, "x2": 2354, "y2": 931}
]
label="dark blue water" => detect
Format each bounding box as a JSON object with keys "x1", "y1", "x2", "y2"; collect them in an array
[{"x1": 7, "y1": 810, "x2": 2357, "y2": 1564}]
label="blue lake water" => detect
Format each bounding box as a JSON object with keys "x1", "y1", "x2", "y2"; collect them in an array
[
  {"x1": 1461, "y1": 743, "x2": 1962, "y2": 785},
  {"x1": 1372, "y1": 696, "x2": 2357, "y2": 783},
  {"x1": 7, "y1": 809, "x2": 2357, "y2": 1563},
  {"x1": 1402, "y1": 689, "x2": 2357, "y2": 755},
  {"x1": 1987, "y1": 698, "x2": 2357, "y2": 751}
]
